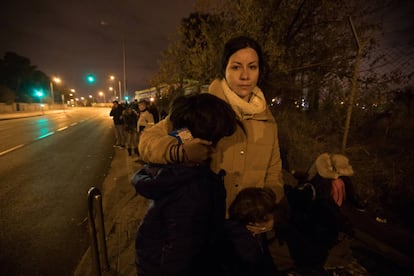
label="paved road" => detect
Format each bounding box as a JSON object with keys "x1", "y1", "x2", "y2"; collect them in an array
[{"x1": 0, "y1": 108, "x2": 114, "y2": 275}]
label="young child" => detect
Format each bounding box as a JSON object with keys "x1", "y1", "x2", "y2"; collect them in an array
[
  {"x1": 221, "y1": 187, "x2": 277, "y2": 276},
  {"x1": 131, "y1": 93, "x2": 238, "y2": 276}
]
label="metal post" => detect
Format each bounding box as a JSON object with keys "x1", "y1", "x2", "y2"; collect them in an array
[
  {"x1": 95, "y1": 193, "x2": 110, "y2": 271},
  {"x1": 87, "y1": 187, "x2": 110, "y2": 275}
]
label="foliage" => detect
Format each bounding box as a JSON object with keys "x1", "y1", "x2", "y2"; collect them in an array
[
  {"x1": 153, "y1": 0, "x2": 408, "y2": 107},
  {"x1": 276, "y1": 86, "x2": 414, "y2": 229},
  {"x1": 0, "y1": 52, "x2": 51, "y2": 103},
  {"x1": 0, "y1": 85, "x2": 17, "y2": 104}
]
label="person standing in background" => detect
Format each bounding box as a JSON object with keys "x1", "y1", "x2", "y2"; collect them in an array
[
  {"x1": 109, "y1": 100, "x2": 125, "y2": 148},
  {"x1": 137, "y1": 99, "x2": 155, "y2": 134},
  {"x1": 123, "y1": 104, "x2": 139, "y2": 156}
]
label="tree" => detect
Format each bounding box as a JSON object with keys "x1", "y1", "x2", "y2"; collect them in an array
[
  {"x1": 0, "y1": 52, "x2": 50, "y2": 103},
  {"x1": 155, "y1": 0, "x2": 402, "y2": 108},
  {"x1": 0, "y1": 85, "x2": 16, "y2": 104}
]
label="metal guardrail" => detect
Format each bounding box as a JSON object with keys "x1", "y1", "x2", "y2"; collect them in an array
[{"x1": 88, "y1": 187, "x2": 110, "y2": 276}]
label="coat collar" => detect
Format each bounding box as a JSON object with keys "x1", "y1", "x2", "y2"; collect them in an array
[{"x1": 208, "y1": 79, "x2": 274, "y2": 122}]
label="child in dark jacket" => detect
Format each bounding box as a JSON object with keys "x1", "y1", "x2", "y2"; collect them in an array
[
  {"x1": 131, "y1": 93, "x2": 238, "y2": 276},
  {"x1": 221, "y1": 187, "x2": 278, "y2": 276}
]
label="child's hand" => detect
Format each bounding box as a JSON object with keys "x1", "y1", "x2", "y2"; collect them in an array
[
  {"x1": 246, "y1": 224, "x2": 272, "y2": 236},
  {"x1": 246, "y1": 217, "x2": 275, "y2": 236}
]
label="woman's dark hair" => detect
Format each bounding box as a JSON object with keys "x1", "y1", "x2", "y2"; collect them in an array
[
  {"x1": 228, "y1": 187, "x2": 277, "y2": 225},
  {"x1": 220, "y1": 36, "x2": 264, "y2": 81},
  {"x1": 169, "y1": 93, "x2": 238, "y2": 145}
]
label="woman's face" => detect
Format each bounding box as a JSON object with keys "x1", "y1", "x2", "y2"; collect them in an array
[{"x1": 225, "y1": 47, "x2": 259, "y2": 101}]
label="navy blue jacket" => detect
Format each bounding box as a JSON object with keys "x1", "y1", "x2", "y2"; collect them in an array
[
  {"x1": 131, "y1": 164, "x2": 226, "y2": 276},
  {"x1": 220, "y1": 220, "x2": 276, "y2": 276}
]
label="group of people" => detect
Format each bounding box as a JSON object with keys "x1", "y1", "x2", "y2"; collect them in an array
[
  {"x1": 109, "y1": 99, "x2": 156, "y2": 158},
  {"x1": 128, "y1": 36, "x2": 363, "y2": 275}
]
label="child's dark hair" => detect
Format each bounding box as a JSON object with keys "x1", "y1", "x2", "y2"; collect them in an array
[
  {"x1": 169, "y1": 93, "x2": 237, "y2": 145},
  {"x1": 228, "y1": 187, "x2": 277, "y2": 225}
]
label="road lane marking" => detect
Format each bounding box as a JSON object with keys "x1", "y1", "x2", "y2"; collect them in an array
[
  {"x1": 57, "y1": 126, "x2": 68, "y2": 132},
  {"x1": 37, "y1": 131, "x2": 55, "y2": 139},
  {"x1": 1, "y1": 119, "x2": 87, "y2": 156},
  {"x1": 0, "y1": 144, "x2": 24, "y2": 156}
]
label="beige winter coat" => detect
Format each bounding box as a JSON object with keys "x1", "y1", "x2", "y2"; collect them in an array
[{"x1": 138, "y1": 79, "x2": 284, "y2": 208}]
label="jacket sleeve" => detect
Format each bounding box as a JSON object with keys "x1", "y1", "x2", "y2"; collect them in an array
[
  {"x1": 138, "y1": 116, "x2": 178, "y2": 164},
  {"x1": 132, "y1": 165, "x2": 182, "y2": 199},
  {"x1": 264, "y1": 120, "x2": 285, "y2": 203}
]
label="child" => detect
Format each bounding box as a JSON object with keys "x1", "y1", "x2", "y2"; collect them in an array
[
  {"x1": 221, "y1": 187, "x2": 277, "y2": 276},
  {"x1": 131, "y1": 93, "x2": 238, "y2": 276}
]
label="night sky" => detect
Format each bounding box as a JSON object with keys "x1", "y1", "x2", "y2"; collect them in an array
[
  {"x1": 1, "y1": 0, "x2": 413, "y2": 99},
  {"x1": 1, "y1": 0, "x2": 196, "y2": 98}
]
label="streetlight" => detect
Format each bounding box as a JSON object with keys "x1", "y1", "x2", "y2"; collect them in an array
[
  {"x1": 99, "y1": 91, "x2": 106, "y2": 103},
  {"x1": 49, "y1": 77, "x2": 61, "y2": 105},
  {"x1": 109, "y1": 75, "x2": 122, "y2": 100}
]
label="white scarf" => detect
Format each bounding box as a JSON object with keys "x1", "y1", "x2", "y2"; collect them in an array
[{"x1": 221, "y1": 79, "x2": 267, "y2": 119}]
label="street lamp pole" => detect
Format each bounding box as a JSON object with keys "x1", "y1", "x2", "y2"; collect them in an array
[
  {"x1": 118, "y1": 80, "x2": 122, "y2": 101},
  {"x1": 50, "y1": 81, "x2": 55, "y2": 105},
  {"x1": 122, "y1": 38, "x2": 127, "y2": 101},
  {"x1": 101, "y1": 21, "x2": 127, "y2": 101},
  {"x1": 49, "y1": 77, "x2": 61, "y2": 106}
]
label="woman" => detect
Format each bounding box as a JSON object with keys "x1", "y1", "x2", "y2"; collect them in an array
[{"x1": 139, "y1": 36, "x2": 284, "y2": 208}]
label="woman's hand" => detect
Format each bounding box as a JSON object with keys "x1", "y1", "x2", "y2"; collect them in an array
[{"x1": 182, "y1": 138, "x2": 213, "y2": 163}]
